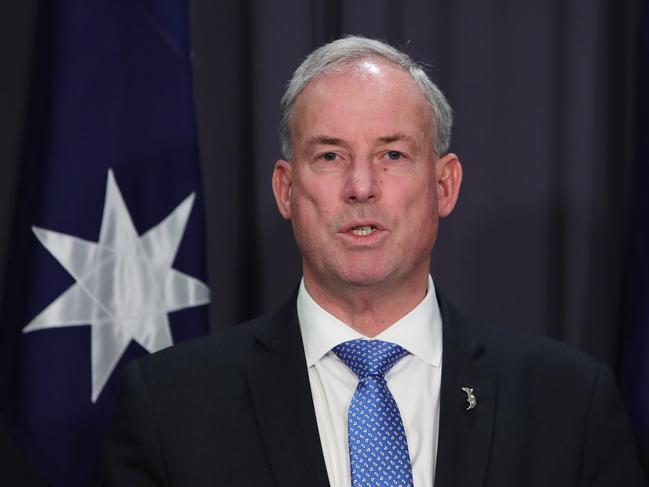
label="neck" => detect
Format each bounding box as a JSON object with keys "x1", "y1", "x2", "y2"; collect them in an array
[{"x1": 303, "y1": 272, "x2": 429, "y2": 337}]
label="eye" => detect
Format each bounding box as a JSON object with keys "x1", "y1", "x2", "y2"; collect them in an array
[
  {"x1": 386, "y1": 151, "x2": 402, "y2": 160},
  {"x1": 322, "y1": 152, "x2": 337, "y2": 161}
]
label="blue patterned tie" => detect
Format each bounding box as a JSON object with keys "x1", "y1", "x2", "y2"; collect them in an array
[{"x1": 333, "y1": 339, "x2": 414, "y2": 486}]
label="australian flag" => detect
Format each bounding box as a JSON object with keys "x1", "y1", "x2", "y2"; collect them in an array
[
  {"x1": 0, "y1": 1, "x2": 210, "y2": 485},
  {"x1": 621, "y1": 0, "x2": 649, "y2": 472}
]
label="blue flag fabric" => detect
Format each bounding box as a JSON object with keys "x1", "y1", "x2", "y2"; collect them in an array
[
  {"x1": 0, "y1": 1, "x2": 210, "y2": 485},
  {"x1": 621, "y1": 1, "x2": 649, "y2": 466}
]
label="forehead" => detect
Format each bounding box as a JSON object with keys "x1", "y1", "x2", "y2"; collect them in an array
[{"x1": 291, "y1": 59, "x2": 433, "y2": 146}]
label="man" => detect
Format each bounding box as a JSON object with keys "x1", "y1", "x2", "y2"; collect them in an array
[{"x1": 102, "y1": 37, "x2": 646, "y2": 486}]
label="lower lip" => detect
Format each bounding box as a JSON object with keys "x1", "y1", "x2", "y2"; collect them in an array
[{"x1": 337, "y1": 228, "x2": 385, "y2": 247}]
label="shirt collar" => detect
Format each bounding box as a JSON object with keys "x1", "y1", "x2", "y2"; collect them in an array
[{"x1": 297, "y1": 275, "x2": 442, "y2": 368}]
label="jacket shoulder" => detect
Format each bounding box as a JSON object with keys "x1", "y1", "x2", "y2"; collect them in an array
[
  {"x1": 127, "y1": 299, "x2": 297, "y2": 390},
  {"x1": 441, "y1": 297, "x2": 602, "y2": 380}
]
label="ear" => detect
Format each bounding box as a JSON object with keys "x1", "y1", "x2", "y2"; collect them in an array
[
  {"x1": 272, "y1": 159, "x2": 293, "y2": 219},
  {"x1": 435, "y1": 153, "x2": 462, "y2": 218}
]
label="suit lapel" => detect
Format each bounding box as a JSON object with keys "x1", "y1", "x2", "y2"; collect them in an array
[
  {"x1": 245, "y1": 301, "x2": 330, "y2": 487},
  {"x1": 435, "y1": 296, "x2": 498, "y2": 487}
]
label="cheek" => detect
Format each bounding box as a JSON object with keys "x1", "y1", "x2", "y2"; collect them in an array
[
  {"x1": 400, "y1": 184, "x2": 438, "y2": 233},
  {"x1": 289, "y1": 192, "x2": 335, "y2": 240},
  {"x1": 390, "y1": 176, "x2": 436, "y2": 210},
  {"x1": 293, "y1": 178, "x2": 339, "y2": 216}
]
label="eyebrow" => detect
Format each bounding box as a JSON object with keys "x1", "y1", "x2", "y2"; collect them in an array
[
  {"x1": 305, "y1": 135, "x2": 348, "y2": 148},
  {"x1": 306, "y1": 133, "x2": 414, "y2": 148},
  {"x1": 377, "y1": 133, "x2": 413, "y2": 144}
]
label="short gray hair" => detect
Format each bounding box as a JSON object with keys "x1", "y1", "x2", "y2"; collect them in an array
[{"x1": 279, "y1": 36, "x2": 453, "y2": 160}]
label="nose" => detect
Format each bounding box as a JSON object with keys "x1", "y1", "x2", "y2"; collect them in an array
[{"x1": 343, "y1": 157, "x2": 381, "y2": 203}]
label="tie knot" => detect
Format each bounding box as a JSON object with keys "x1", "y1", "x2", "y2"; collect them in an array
[{"x1": 332, "y1": 339, "x2": 408, "y2": 379}]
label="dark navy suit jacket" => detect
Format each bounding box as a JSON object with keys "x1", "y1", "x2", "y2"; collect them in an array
[{"x1": 101, "y1": 293, "x2": 647, "y2": 486}]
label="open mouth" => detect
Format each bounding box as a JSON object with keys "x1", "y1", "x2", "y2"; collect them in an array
[{"x1": 350, "y1": 225, "x2": 376, "y2": 236}]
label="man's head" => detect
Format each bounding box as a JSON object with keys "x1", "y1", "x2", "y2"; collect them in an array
[
  {"x1": 279, "y1": 36, "x2": 453, "y2": 160},
  {"x1": 272, "y1": 36, "x2": 462, "y2": 301}
]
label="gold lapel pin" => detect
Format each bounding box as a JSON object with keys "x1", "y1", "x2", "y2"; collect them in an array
[{"x1": 461, "y1": 386, "x2": 477, "y2": 411}]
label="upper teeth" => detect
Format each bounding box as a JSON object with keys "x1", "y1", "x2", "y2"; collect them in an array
[{"x1": 352, "y1": 226, "x2": 374, "y2": 236}]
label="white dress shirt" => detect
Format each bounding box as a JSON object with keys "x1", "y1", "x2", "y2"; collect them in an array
[{"x1": 297, "y1": 276, "x2": 443, "y2": 487}]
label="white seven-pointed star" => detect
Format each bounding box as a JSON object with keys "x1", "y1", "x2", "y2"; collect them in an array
[{"x1": 23, "y1": 169, "x2": 210, "y2": 402}]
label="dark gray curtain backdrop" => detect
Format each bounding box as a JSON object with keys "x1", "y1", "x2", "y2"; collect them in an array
[{"x1": 190, "y1": 0, "x2": 642, "y2": 370}]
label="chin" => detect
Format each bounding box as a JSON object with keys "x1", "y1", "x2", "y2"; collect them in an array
[{"x1": 333, "y1": 267, "x2": 394, "y2": 288}]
